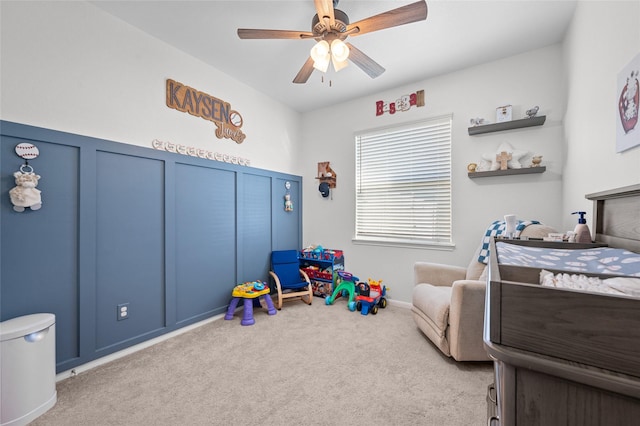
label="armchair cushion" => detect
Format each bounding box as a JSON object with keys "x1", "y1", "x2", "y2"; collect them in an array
[
  {"x1": 448, "y1": 280, "x2": 488, "y2": 361},
  {"x1": 414, "y1": 262, "x2": 466, "y2": 287},
  {"x1": 465, "y1": 248, "x2": 486, "y2": 280},
  {"x1": 412, "y1": 285, "x2": 452, "y2": 356},
  {"x1": 413, "y1": 285, "x2": 451, "y2": 335}
]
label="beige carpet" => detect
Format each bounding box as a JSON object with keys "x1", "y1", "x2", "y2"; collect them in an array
[{"x1": 32, "y1": 299, "x2": 493, "y2": 425}]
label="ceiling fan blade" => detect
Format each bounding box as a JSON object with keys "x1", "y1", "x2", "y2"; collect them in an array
[
  {"x1": 293, "y1": 56, "x2": 316, "y2": 84},
  {"x1": 238, "y1": 28, "x2": 314, "y2": 40},
  {"x1": 347, "y1": 0, "x2": 428, "y2": 37},
  {"x1": 314, "y1": 0, "x2": 335, "y2": 27},
  {"x1": 346, "y1": 43, "x2": 385, "y2": 79}
]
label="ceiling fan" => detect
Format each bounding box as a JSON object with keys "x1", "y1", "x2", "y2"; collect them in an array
[{"x1": 237, "y1": 0, "x2": 428, "y2": 84}]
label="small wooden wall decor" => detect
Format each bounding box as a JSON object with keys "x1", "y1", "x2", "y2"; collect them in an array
[
  {"x1": 496, "y1": 151, "x2": 512, "y2": 170},
  {"x1": 316, "y1": 162, "x2": 337, "y2": 188},
  {"x1": 376, "y1": 89, "x2": 425, "y2": 116},
  {"x1": 166, "y1": 79, "x2": 246, "y2": 144}
]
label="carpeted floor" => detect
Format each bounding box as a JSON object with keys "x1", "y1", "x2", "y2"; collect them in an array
[{"x1": 32, "y1": 298, "x2": 493, "y2": 425}]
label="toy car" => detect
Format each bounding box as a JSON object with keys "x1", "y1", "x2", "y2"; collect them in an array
[{"x1": 355, "y1": 279, "x2": 387, "y2": 315}]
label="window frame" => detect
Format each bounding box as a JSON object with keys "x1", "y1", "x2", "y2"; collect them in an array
[{"x1": 353, "y1": 114, "x2": 454, "y2": 250}]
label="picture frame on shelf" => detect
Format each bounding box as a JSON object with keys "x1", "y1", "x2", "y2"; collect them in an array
[{"x1": 496, "y1": 105, "x2": 512, "y2": 123}]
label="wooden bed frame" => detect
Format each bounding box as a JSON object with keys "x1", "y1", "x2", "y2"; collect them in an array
[{"x1": 587, "y1": 183, "x2": 640, "y2": 253}]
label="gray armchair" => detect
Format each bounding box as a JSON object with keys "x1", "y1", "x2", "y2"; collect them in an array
[{"x1": 411, "y1": 224, "x2": 555, "y2": 361}]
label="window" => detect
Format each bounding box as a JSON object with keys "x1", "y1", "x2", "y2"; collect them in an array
[{"x1": 355, "y1": 115, "x2": 452, "y2": 247}]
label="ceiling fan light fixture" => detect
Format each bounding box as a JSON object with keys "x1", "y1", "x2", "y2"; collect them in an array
[
  {"x1": 332, "y1": 56, "x2": 349, "y2": 72},
  {"x1": 310, "y1": 40, "x2": 330, "y2": 62},
  {"x1": 313, "y1": 56, "x2": 330, "y2": 72},
  {"x1": 330, "y1": 39, "x2": 349, "y2": 62},
  {"x1": 310, "y1": 40, "x2": 331, "y2": 72}
]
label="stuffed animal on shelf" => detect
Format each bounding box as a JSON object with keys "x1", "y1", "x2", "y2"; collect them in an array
[
  {"x1": 526, "y1": 106, "x2": 540, "y2": 118},
  {"x1": 531, "y1": 155, "x2": 543, "y2": 167},
  {"x1": 9, "y1": 170, "x2": 42, "y2": 212}
]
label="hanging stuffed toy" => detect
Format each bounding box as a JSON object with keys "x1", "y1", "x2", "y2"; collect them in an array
[
  {"x1": 9, "y1": 167, "x2": 42, "y2": 212},
  {"x1": 284, "y1": 193, "x2": 293, "y2": 212}
]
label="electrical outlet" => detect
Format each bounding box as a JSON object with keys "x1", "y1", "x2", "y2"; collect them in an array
[{"x1": 117, "y1": 303, "x2": 129, "y2": 321}]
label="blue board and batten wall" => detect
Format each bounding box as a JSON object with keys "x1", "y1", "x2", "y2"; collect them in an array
[{"x1": 0, "y1": 120, "x2": 302, "y2": 372}]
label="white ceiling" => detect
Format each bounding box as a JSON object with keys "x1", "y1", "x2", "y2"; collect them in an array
[{"x1": 90, "y1": 0, "x2": 577, "y2": 113}]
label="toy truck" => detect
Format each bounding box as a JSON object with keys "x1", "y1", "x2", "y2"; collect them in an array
[{"x1": 355, "y1": 279, "x2": 387, "y2": 315}]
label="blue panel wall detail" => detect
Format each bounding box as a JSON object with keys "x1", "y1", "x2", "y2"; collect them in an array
[
  {"x1": 0, "y1": 120, "x2": 303, "y2": 372},
  {"x1": 174, "y1": 163, "x2": 237, "y2": 324},
  {"x1": 95, "y1": 151, "x2": 166, "y2": 351},
  {"x1": 274, "y1": 177, "x2": 302, "y2": 251},
  {"x1": 1, "y1": 138, "x2": 80, "y2": 366},
  {"x1": 240, "y1": 173, "x2": 272, "y2": 284}
]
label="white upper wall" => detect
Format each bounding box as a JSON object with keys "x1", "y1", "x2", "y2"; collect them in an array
[
  {"x1": 0, "y1": 1, "x2": 303, "y2": 175},
  {"x1": 300, "y1": 45, "x2": 566, "y2": 303},
  {"x1": 561, "y1": 0, "x2": 640, "y2": 231}
]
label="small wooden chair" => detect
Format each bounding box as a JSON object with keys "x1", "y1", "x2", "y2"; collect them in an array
[{"x1": 269, "y1": 250, "x2": 313, "y2": 310}]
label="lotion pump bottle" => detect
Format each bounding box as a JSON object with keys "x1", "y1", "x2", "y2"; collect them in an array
[{"x1": 572, "y1": 211, "x2": 592, "y2": 243}]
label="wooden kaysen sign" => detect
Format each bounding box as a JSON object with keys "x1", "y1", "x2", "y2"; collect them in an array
[{"x1": 166, "y1": 79, "x2": 246, "y2": 144}]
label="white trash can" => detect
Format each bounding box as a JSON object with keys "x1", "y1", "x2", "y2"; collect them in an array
[{"x1": 1, "y1": 313, "x2": 57, "y2": 426}]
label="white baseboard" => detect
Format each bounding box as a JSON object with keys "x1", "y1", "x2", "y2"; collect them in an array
[
  {"x1": 56, "y1": 313, "x2": 225, "y2": 382},
  {"x1": 388, "y1": 298, "x2": 412, "y2": 309}
]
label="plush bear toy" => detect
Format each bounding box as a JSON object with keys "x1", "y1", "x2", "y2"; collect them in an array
[
  {"x1": 284, "y1": 193, "x2": 293, "y2": 212},
  {"x1": 9, "y1": 171, "x2": 42, "y2": 212}
]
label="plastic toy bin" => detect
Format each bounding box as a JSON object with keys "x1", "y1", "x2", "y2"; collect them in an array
[
  {"x1": 300, "y1": 248, "x2": 343, "y2": 260},
  {"x1": 1, "y1": 313, "x2": 57, "y2": 426}
]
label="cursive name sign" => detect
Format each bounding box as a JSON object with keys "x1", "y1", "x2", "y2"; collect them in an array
[{"x1": 166, "y1": 79, "x2": 246, "y2": 144}]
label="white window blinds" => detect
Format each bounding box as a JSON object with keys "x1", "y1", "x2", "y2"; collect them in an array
[{"x1": 355, "y1": 115, "x2": 452, "y2": 245}]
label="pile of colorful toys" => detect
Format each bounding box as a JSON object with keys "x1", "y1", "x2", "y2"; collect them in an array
[{"x1": 325, "y1": 271, "x2": 387, "y2": 316}]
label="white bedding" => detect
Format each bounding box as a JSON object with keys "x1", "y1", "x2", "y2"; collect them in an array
[{"x1": 540, "y1": 269, "x2": 640, "y2": 298}]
